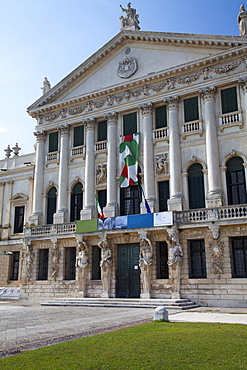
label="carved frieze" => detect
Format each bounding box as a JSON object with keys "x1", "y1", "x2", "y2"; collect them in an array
[
  {"x1": 209, "y1": 241, "x2": 224, "y2": 278},
  {"x1": 156, "y1": 153, "x2": 168, "y2": 175}
]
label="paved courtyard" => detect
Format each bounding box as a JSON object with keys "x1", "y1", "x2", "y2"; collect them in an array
[{"x1": 1, "y1": 301, "x2": 247, "y2": 357}]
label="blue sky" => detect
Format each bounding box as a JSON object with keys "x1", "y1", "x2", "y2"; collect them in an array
[{"x1": 0, "y1": 0, "x2": 241, "y2": 155}]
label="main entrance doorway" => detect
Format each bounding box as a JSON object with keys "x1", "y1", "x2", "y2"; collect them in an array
[{"x1": 117, "y1": 243, "x2": 140, "y2": 298}]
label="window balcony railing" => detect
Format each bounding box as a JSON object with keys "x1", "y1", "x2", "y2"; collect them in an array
[
  {"x1": 71, "y1": 145, "x2": 85, "y2": 157},
  {"x1": 95, "y1": 140, "x2": 107, "y2": 152},
  {"x1": 182, "y1": 120, "x2": 203, "y2": 138},
  {"x1": 153, "y1": 128, "x2": 168, "y2": 140},
  {"x1": 46, "y1": 151, "x2": 59, "y2": 162},
  {"x1": 219, "y1": 111, "x2": 243, "y2": 131},
  {"x1": 24, "y1": 223, "x2": 76, "y2": 237}
]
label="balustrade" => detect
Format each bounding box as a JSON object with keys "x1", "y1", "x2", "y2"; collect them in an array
[{"x1": 153, "y1": 128, "x2": 168, "y2": 140}]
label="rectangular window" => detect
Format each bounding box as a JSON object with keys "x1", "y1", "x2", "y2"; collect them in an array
[
  {"x1": 49, "y1": 131, "x2": 58, "y2": 152},
  {"x1": 97, "y1": 120, "x2": 107, "y2": 142},
  {"x1": 184, "y1": 97, "x2": 199, "y2": 122},
  {"x1": 120, "y1": 185, "x2": 140, "y2": 216},
  {"x1": 92, "y1": 246, "x2": 101, "y2": 280},
  {"x1": 9, "y1": 251, "x2": 20, "y2": 280},
  {"x1": 74, "y1": 125, "x2": 84, "y2": 147},
  {"x1": 14, "y1": 206, "x2": 25, "y2": 234},
  {"x1": 98, "y1": 189, "x2": 107, "y2": 210},
  {"x1": 189, "y1": 240, "x2": 207, "y2": 278},
  {"x1": 158, "y1": 181, "x2": 169, "y2": 212},
  {"x1": 221, "y1": 87, "x2": 238, "y2": 114},
  {"x1": 231, "y1": 237, "x2": 247, "y2": 278},
  {"x1": 155, "y1": 106, "x2": 167, "y2": 129},
  {"x1": 157, "y1": 242, "x2": 168, "y2": 279},
  {"x1": 37, "y1": 249, "x2": 49, "y2": 280},
  {"x1": 123, "y1": 112, "x2": 137, "y2": 136},
  {"x1": 64, "y1": 247, "x2": 76, "y2": 280}
]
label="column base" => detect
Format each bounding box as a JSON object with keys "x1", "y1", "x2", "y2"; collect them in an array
[
  {"x1": 103, "y1": 203, "x2": 118, "y2": 218},
  {"x1": 53, "y1": 210, "x2": 69, "y2": 224},
  {"x1": 101, "y1": 291, "x2": 110, "y2": 298},
  {"x1": 206, "y1": 192, "x2": 223, "y2": 208},
  {"x1": 140, "y1": 292, "x2": 151, "y2": 299},
  {"x1": 171, "y1": 292, "x2": 180, "y2": 299},
  {"x1": 80, "y1": 207, "x2": 96, "y2": 220},
  {"x1": 140, "y1": 199, "x2": 155, "y2": 214},
  {"x1": 167, "y1": 196, "x2": 184, "y2": 211},
  {"x1": 28, "y1": 213, "x2": 43, "y2": 226}
]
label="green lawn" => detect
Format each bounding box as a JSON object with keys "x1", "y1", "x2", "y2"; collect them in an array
[{"x1": 1, "y1": 322, "x2": 246, "y2": 369}]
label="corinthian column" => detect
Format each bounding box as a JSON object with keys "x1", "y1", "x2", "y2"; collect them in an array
[
  {"x1": 139, "y1": 102, "x2": 155, "y2": 213},
  {"x1": 165, "y1": 96, "x2": 183, "y2": 211},
  {"x1": 80, "y1": 118, "x2": 96, "y2": 220},
  {"x1": 54, "y1": 125, "x2": 69, "y2": 224},
  {"x1": 200, "y1": 87, "x2": 223, "y2": 207},
  {"x1": 104, "y1": 112, "x2": 118, "y2": 218},
  {"x1": 29, "y1": 131, "x2": 46, "y2": 225}
]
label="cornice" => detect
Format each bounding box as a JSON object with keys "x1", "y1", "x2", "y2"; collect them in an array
[{"x1": 27, "y1": 30, "x2": 246, "y2": 115}]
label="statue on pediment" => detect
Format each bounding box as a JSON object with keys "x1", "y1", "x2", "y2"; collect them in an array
[
  {"x1": 238, "y1": 4, "x2": 247, "y2": 36},
  {"x1": 120, "y1": 3, "x2": 140, "y2": 30},
  {"x1": 42, "y1": 77, "x2": 51, "y2": 95}
]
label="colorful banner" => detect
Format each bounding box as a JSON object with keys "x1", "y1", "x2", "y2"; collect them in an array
[{"x1": 119, "y1": 133, "x2": 139, "y2": 188}]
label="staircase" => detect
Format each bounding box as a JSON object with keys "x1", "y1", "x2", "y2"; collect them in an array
[{"x1": 41, "y1": 298, "x2": 199, "y2": 310}]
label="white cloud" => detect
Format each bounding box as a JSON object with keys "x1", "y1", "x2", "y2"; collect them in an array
[{"x1": 0, "y1": 127, "x2": 9, "y2": 133}]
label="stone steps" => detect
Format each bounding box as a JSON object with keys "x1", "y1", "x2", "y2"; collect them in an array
[{"x1": 41, "y1": 298, "x2": 199, "y2": 310}]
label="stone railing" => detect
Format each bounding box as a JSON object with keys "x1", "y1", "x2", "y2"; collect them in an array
[
  {"x1": 153, "y1": 128, "x2": 168, "y2": 140},
  {"x1": 95, "y1": 140, "x2": 107, "y2": 152},
  {"x1": 182, "y1": 120, "x2": 202, "y2": 135},
  {"x1": 71, "y1": 145, "x2": 85, "y2": 157},
  {"x1": 46, "y1": 151, "x2": 59, "y2": 162},
  {"x1": 176, "y1": 204, "x2": 247, "y2": 223},
  {"x1": 24, "y1": 223, "x2": 76, "y2": 237},
  {"x1": 219, "y1": 111, "x2": 242, "y2": 130}
]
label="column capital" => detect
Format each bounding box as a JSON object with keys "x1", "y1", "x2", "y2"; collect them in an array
[
  {"x1": 83, "y1": 117, "x2": 96, "y2": 131},
  {"x1": 199, "y1": 86, "x2": 217, "y2": 101},
  {"x1": 34, "y1": 130, "x2": 46, "y2": 142},
  {"x1": 238, "y1": 77, "x2": 247, "y2": 92},
  {"x1": 104, "y1": 111, "x2": 118, "y2": 125},
  {"x1": 57, "y1": 124, "x2": 69, "y2": 136},
  {"x1": 164, "y1": 95, "x2": 180, "y2": 110},
  {"x1": 139, "y1": 102, "x2": 153, "y2": 116}
]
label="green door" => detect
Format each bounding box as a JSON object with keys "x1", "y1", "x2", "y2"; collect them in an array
[{"x1": 117, "y1": 244, "x2": 140, "y2": 298}]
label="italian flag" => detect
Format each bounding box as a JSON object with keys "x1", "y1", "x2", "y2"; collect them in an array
[
  {"x1": 119, "y1": 133, "x2": 139, "y2": 188},
  {"x1": 94, "y1": 194, "x2": 105, "y2": 218}
]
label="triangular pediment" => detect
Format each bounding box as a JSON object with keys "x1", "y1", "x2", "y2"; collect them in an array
[
  {"x1": 28, "y1": 30, "x2": 247, "y2": 114},
  {"x1": 10, "y1": 193, "x2": 28, "y2": 202}
]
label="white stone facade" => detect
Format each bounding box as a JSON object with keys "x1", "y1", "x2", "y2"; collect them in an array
[{"x1": 1, "y1": 25, "x2": 247, "y2": 307}]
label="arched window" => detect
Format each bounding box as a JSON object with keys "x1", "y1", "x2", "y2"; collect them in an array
[
  {"x1": 47, "y1": 187, "x2": 57, "y2": 224},
  {"x1": 226, "y1": 157, "x2": 247, "y2": 205},
  {"x1": 70, "y1": 183, "x2": 83, "y2": 222},
  {"x1": 188, "y1": 163, "x2": 205, "y2": 209}
]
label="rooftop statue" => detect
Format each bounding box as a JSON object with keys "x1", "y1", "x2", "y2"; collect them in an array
[
  {"x1": 120, "y1": 3, "x2": 140, "y2": 30},
  {"x1": 238, "y1": 4, "x2": 247, "y2": 36},
  {"x1": 42, "y1": 77, "x2": 51, "y2": 95}
]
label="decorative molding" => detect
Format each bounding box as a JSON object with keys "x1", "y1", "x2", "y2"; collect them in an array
[
  {"x1": 199, "y1": 86, "x2": 217, "y2": 100},
  {"x1": 34, "y1": 131, "x2": 46, "y2": 142},
  {"x1": 96, "y1": 164, "x2": 107, "y2": 184},
  {"x1": 139, "y1": 102, "x2": 153, "y2": 116},
  {"x1": 155, "y1": 153, "x2": 168, "y2": 175},
  {"x1": 165, "y1": 95, "x2": 180, "y2": 109},
  {"x1": 58, "y1": 124, "x2": 69, "y2": 136},
  {"x1": 83, "y1": 117, "x2": 96, "y2": 131},
  {"x1": 209, "y1": 240, "x2": 224, "y2": 279},
  {"x1": 105, "y1": 111, "x2": 118, "y2": 124},
  {"x1": 117, "y1": 57, "x2": 138, "y2": 78}
]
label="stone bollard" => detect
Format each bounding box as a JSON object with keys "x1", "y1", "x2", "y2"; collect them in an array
[{"x1": 153, "y1": 306, "x2": 169, "y2": 321}]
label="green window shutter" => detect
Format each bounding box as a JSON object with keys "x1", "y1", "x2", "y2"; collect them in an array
[
  {"x1": 74, "y1": 125, "x2": 84, "y2": 147},
  {"x1": 123, "y1": 112, "x2": 137, "y2": 136},
  {"x1": 184, "y1": 97, "x2": 199, "y2": 122},
  {"x1": 158, "y1": 181, "x2": 169, "y2": 211},
  {"x1": 97, "y1": 120, "x2": 107, "y2": 142},
  {"x1": 188, "y1": 163, "x2": 205, "y2": 209},
  {"x1": 155, "y1": 106, "x2": 167, "y2": 129},
  {"x1": 49, "y1": 132, "x2": 58, "y2": 152},
  {"x1": 14, "y1": 206, "x2": 25, "y2": 233},
  {"x1": 47, "y1": 187, "x2": 57, "y2": 224},
  {"x1": 98, "y1": 189, "x2": 107, "y2": 209},
  {"x1": 189, "y1": 239, "x2": 207, "y2": 278},
  {"x1": 221, "y1": 87, "x2": 238, "y2": 114}
]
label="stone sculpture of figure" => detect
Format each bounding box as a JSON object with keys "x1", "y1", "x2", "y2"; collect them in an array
[
  {"x1": 76, "y1": 248, "x2": 89, "y2": 269},
  {"x1": 51, "y1": 243, "x2": 61, "y2": 280},
  {"x1": 120, "y1": 3, "x2": 140, "y2": 30},
  {"x1": 26, "y1": 245, "x2": 35, "y2": 281},
  {"x1": 96, "y1": 164, "x2": 107, "y2": 184},
  {"x1": 98, "y1": 235, "x2": 112, "y2": 297},
  {"x1": 42, "y1": 77, "x2": 51, "y2": 95},
  {"x1": 139, "y1": 232, "x2": 153, "y2": 298},
  {"x1": 156, "y1": 154, "x2": 168, "y2": 175},
  {"x1": 238, "y1": 4, "x2": 247, "y2": 36},
  {"x1": 166, "y1": 230, "x2": 183, "y2": 299}
]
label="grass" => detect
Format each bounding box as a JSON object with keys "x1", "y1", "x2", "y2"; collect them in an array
[{"x1": 1, "y1": 322, "x2": 247, "y2": 369}]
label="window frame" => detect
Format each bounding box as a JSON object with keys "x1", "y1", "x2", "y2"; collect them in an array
[
  {"x1": 220, "y1": 86, "x2": 239, "y2": 115},
  {"x1": 48, "y1": 131, "x2": 59, "y2": 153},
  {"x1": 183, "y1": 96, "x2": 200, "y2": 123},
  {"x1": 122, "y1": 111, "x2": 138, "y2": 136},
  {"x1": 231, "y1": 237, "x2": 247, "y2": 278},
  {"x1": 9, "y1": 251, "x2": 20, "y2": 281},
  {"x1": 189, "y1": 239, "x2": 207, "y2": 279},
  {"x1": 155, "y1": 105, "x2": 167, "y2": 129},
  {"x1": 91, "y1": 245, "x2": 101, "y2": 280},
  {"x1": 156, "y1": 242, "x2": 169, "y2": 279},
  {"x1": 73, "y1": 124, "x2": 85, "y2": 147},
  {"x1": 37, "y1": 248, "x2": 49, "y2": 280},
  {"x1": 64, "y1": 247, "x2": 76, "y2": 280},
  {"x1": 70, "y1": 182, "x2": 83, "y2": 222},
  {"x1": 13, "y1": 205, "x2": 25, "y2": 234},
  {"x1": 97, "y1": 120, "x2": 107, "y2": 142}
]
